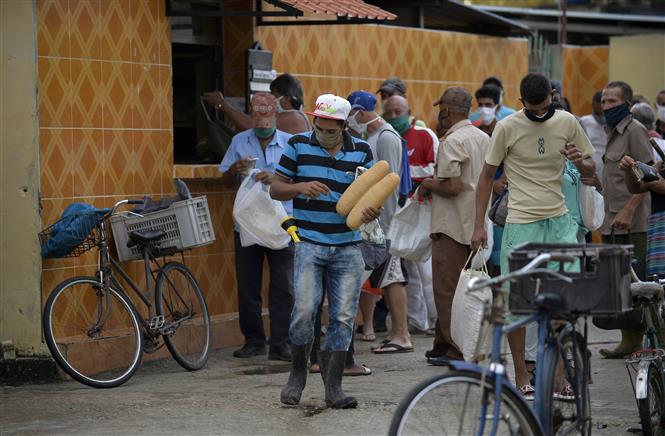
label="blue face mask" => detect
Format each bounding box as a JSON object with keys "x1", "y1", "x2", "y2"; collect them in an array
[{"x1": 603, "y1": 103, "x2": 630, "y2": 129}]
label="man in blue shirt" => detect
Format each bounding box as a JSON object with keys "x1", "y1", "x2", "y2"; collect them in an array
[
  {"x1": 470, "y1": 76, "x2": 516, "y2": 124},
  {"x1": 271, "y1": 94, "x2": 380, "y2": 409},
  {"x1": 219, "y1": 93, "x2": 294, "y2": 361}
]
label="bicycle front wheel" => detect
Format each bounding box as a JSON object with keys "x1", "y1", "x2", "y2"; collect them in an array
[
  {"x1": 43, "y1": 276, "x2": 143, "y2": 388},
  {"x1": 156, "y1": 262, "x2": 211, "y2": 370},
  {"x1": 389, "y1": 370, "x2": 540, "y2": 436},
  {"x1": 638, "y1": 363, "x2": 665, "y2": 436},
  {"x1": 560, "y1": 329, "x2": 592, "y2": 435}
]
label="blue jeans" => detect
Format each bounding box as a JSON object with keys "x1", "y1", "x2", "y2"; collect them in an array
[{"x1": 289, "y1": 241, "x2": 365, "y2": 351}]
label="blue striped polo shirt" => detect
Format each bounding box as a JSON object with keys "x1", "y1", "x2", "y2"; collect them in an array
[{"x1": 276, "y1": 130, "x2": 374, "y2": 245}]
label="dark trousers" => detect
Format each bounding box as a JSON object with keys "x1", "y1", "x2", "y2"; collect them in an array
[
  {"x1": 431, "y1": 233, "x2": 471, "y2": 359},
  {"x1": 234, "y1": 232, "x2": 294, "y2": 347}
]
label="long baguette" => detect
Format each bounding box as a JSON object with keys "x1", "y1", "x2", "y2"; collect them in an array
[
  {"x1": 346, "y1": 172, "x2": 401, "y2": 230},
  {"x1": 336, "y1": 160, "x2": 390, "y2": 216}
]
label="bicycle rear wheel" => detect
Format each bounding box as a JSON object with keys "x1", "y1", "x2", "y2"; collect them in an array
[
  {"x1": 560, "y1": 329, "x2": 591, "y2": 435},
  {"x1": 389, "y1": 370, "x2": 540, "y2": 436},
  {"x1": 43, "y1": 276, "x2": 143, "y2": 388},
  {"x1": 638, "y1": 363, "x2": 665, "y2": 436},
  {"x1": 156, "y1": 262, "x2": 211, "y2": 370}
]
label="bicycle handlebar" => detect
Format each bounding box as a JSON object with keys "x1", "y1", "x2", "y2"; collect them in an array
[
  {"x1": 467, "y1": 253, "x2": 574, "y2": 292},
  {"x1": 103, "y1": 199, "x2": 145, "y2": 220}
]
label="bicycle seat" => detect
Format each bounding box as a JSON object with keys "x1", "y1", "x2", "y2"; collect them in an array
[
  {"x1": 127, "y1": 230, "x2": 166, "y2": 247},
  {"x1": 630, "y1": 282, "x2": 664, "y2": 301},
  {"x1": 534, "y1": 293, "x2": 566, "y2": 312}
]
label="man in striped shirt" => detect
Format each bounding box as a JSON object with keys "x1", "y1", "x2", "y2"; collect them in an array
[{"x1": 271, "y1": 94, "x2": 380, "y2": 409}]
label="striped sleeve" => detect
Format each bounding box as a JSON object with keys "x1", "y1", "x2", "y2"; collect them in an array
[{"x1": 276, "y1": 141, "x2": 298, "y2": 178}]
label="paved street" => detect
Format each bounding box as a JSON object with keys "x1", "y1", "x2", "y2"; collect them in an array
[{"x1": 0, "y1": 325, "x2": 641, "y2": 435}]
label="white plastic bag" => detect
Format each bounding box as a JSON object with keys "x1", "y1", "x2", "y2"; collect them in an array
[
  {"x1": 233, "y1": 170, "x2": 290, "y2": 250},
  {"x1": 451, "y1": 253, "x2": 492, "y2": 362},
  {"x1": 579, "y1": 183, "x2": 604, "y2": 231},
  {"x1": 471, "y1": 216, "x2": 494, "y2": 270},
  {"x1": 387, "y1": 197, "x2": 431, "y2": 262}
]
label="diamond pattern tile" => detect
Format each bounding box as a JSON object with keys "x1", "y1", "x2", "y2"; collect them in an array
[
  {"x1": 131, "y1": 0, "x2": 159, "y2": 64},
  {"x1": 38, "y1": 57, "x2": 72, "y2": 128},
  {"x1": 69, "y1": 0, "x2": 101, "y2": 59},
  {"x1": 256, "y1": 24, "x2": 529, "y2": 128},
  {"x1": 72, "y1": 129, "x2": 104, "y2": 197},
  {"x1": 132, "y1": 63, "x2": 161, "y2": 129},
  {"x1": 70, "y1": 59, "x2": 103, "y2": 127},
  {"x1": 100, "y1": 0, "x2": 132, "y2": 61},
  {"x1": 101, "y1": 61, "x2": 134, "y2": 129},
  {"x1": 37, "y1": 0, "x2": 70, "y2": 57},
  {"x1": 563, "y1": 46, "x2": 609, "y2": 116},
  {"x1": 39, "y1": 128, "x2": 73, "y2": 199}
]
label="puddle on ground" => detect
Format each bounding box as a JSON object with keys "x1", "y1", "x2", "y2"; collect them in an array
[
  {"x1": 240, "y1": 364, "x2": 291, "y2": 375},
  {"x1": 302, "y1": 405, "x2": 326, "y2": 417}
]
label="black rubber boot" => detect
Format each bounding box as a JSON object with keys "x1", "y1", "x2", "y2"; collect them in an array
[
  {"x1": 280, "y1": 343, "x2": 312, "y2": 405},
  {"x1": 320, "y1": 350, "x2": 358, "y2": 409}
]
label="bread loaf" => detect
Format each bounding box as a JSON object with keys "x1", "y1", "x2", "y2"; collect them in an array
[
  {"x1": 346, "y1": 172, "x2": 400, "y2": 230},
  {"x1": 336, "y1": 160, "x2": 390, "y2": 216}
]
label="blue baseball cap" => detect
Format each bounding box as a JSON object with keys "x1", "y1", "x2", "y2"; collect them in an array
[{"x1": 347, "y1": 91, "x2": 377, "y2": 112}]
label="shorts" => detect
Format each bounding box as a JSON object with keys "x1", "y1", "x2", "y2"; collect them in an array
[
  {"x1": 369, "y1": 255, "x2": 408, "y2": 289},
  {"x1": 501, "y1": 213, "x2": 579, "y2": 320}
]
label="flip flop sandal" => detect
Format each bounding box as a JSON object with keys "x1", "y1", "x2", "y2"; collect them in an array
[
  {"x1": 519, "y1": 384, "x2": 536, "y2": 401},
  {"x1": 309, "y1": 363, "x2": 320, "y2": 374},
  {"x1": 344, "y1": 364, "x2": 372, "y2": 376},
  {"x1": 372, "y1": 342, "x2": 414, "y2": 354},
  {"x1": 360, "y1": 333, "x2": 376, "y2": 342},
  {"x1": 553, "y1": 384, "x2": 576, "y2": 402}
]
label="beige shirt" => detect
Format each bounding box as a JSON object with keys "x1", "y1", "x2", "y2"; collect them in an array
[
  {"x1": 600, "y1": 115, "x2": 652, "y2": 235},
  {"x1": 431, "y1": 119, "x2": 490, "y2": 245},
  {"x1": 485, "y1": 110, "x2": 595, "y2": 224}
]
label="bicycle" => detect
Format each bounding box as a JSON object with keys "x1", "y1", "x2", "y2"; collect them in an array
[
  {"x1": 624, "y1": 276, "x2": 665, "y2": 435},
  {"x1": 390, "y1": 249, "x2": 599, "y2": 436},
  {"x1": 40, "y1": 199, "x2": 212, "y2": 388}
]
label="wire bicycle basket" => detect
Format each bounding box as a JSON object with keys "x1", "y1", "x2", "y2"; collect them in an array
[{"x1": 39, "y1": 210, "x2": 107, "y2": 258}]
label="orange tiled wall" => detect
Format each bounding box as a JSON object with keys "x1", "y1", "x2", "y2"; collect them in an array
[
  {"x1": 37, "y1": 0, "x2": 175, "y2": 308},
  {"x1": 256, "y1": 24, "x2": 529, "y2": 128},
  {"x1": 562, "y1": 45, "x2": 609, "y2": 116}
]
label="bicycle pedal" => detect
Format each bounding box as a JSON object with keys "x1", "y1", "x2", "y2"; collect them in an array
[{"x1": 149, "y1": 315, "x2": 165, "y2": 330}]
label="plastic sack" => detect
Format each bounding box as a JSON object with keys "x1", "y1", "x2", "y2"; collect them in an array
[
  {"x1": 232, "y1": 170, "x2": 290, "y2": 250},
  {"x1": 387, "y1": 196, "x2": 431, "y2": 262},
  {"x1": 451, "y1": 253, "x2": 492, "y2": 362},
  {"x1": 579, "y1": 183, "x2": 604, "y2": 231},
  {"x1": 471, "y1": 217, "x2": 494, "y2": 270},
  {"x1": 41, "y1": 203, "x2": 109, "y2": 258}
]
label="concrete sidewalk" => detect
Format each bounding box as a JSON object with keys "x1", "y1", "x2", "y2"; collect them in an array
[{"x1": 0, "y1": 325, "x2": 643, "y2": 435}]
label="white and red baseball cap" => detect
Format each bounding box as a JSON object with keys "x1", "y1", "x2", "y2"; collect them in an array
[{"x1": 306, "y1": 94, "x2": 351, "y2": 121}]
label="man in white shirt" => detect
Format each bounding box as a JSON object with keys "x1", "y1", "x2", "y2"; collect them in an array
[{"x1": 579, "y1": 91, "x2": 607, "y2": 177}]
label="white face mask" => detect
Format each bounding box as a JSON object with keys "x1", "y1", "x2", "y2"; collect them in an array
[
  {"x1": 347, "y1": 112, "x2": 379, "y2": 135},
  {"x1": 657, "y1": 104, "x2": 665, "y2": 123},
  {"x1": 478, "y1": 106, "x2": 496, "y2": 125}
]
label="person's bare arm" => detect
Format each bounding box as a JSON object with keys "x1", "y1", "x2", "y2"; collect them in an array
[
  {"x1": 471, "y1": 163, "x2": 498, "y2": 250},
  {"x1": 269, "y1": 174, "x2": 330, "y2": 201},
  {"x1": 276, "y1": 112, "x2": 310, "y2": 135},
  {"x1": 420, "y1": 177, "x2": 462, "y2": 198},
  {"x1": 202, "y1": 91, "x2": 252, "y2": 131}
]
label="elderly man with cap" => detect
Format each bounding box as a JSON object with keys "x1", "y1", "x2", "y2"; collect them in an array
[
  {"x1": 346, "y1": 90, "x2": 414, "y2": 355},
  {"x1": 383, "y1": 94, "x2": 439, "y2": 336},
  {"x1": 419, "y1": 87, "x2": 491, "y2": 364},
  {"x1": 271, "y1": 94, "x2": 380, "y2": 409},
  {"x1": 377, "y1": 77, "x2": 427, "y2": 128},
  {"x1": 219, "y1": 92, "x2": 295, "y2": 361}
]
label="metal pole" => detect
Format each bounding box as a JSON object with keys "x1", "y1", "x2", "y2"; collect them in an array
[{"x1": 562, "y1": 0, "x2": 568, "y2": 45}]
